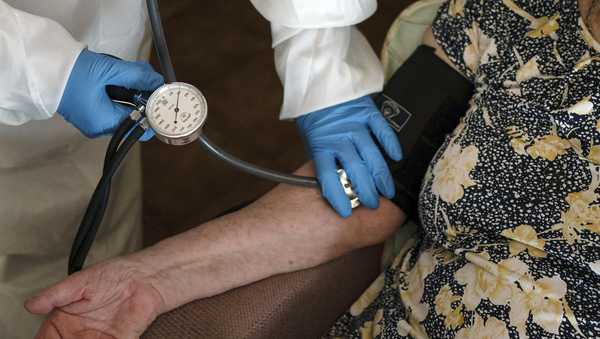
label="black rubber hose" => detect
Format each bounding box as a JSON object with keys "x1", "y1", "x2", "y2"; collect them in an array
[
  {"x1": 69, "y1": 126, "x2": 145, "y2": 274},
  {"x1": 105, "y1": 118, "x2": 136, "y2": 168},
  {"x1": 145, "y1": 0, "x2": 318, "y2": 188},
  {"x1": 146, "y1": 0, "x2": 176, "y2": 83},
  {"x1": 197, "y1": 136, "x2": 318, "y2": 187},
  {"x1": 69, "y1": 118, "x2": 135, "y2": 267}
]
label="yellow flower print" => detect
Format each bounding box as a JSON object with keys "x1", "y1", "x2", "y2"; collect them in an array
[
  {"x1": 509, "y1": 275, "x2": 567, "y2": 337},
  {"x1": 431, "y1": 144, "x2": 479, "y2": 204},
  {"x1": 449, "y1": 0, "x2": 466, "y2": 16},
  {"x1": 515, "y1": 56, "x2": 542, "y2": 83},
  {"x1": 552, "y1": 166, "x2": 600, "y2": 244},
  {"x1": 588, "y1": 146, "x2": 600, "y2": 165},
  {"x1": 527, "y1": 14, "x2": 560, "y2": 39},
  {"x1": 434, "y1": 285, "x2": 464, "y2": 329},
  {"x1": 526, "y1": 134, "x2": 572, "y2": 161},
  {"x1": 350, "y1": 275, "x2": 384, "y2": 316},
  {"x1": 455, "y1": 314, "x2": 510, "y2": 339},
  {"x1": 503, "y1": 48, "x2": 562, "y2": 95},
  {"x1": 503, "y1": 0, "x2": 560, "y2": 39},
  {"x1": 567, "y1": 96, "x2": 594, "y2": 115},
  {"x1": 399, "y1": 250, "x2": 436, "y2": 322},
  {"x1": 359, "y1": 308, "x2": 383, "y2": 339},
  {"x1": 396, "y1": 318, "x2": 428, "y2": 339},
  {"x1": 574, "y1": 51, "x2": 600, "y2": 71},
  {"x1": 432, "y1": 247, "x2": 459, "y2": 264},
  {"x1": 435, "y1": 285, "x2": 457, "y2": 315},
  {"x1": 464, "y1": 22, "x2": 498, "y2": 73},
  {"x1": 454, "y1": 253, "x2": 528, "y2": 310},
  {"x1": 507, "y1": 127, "x2": 572, "y2": 161},
  {"x1": 506, "y1": 126, "x2": 532, "y2": 155},
  {"x1": 501, "y1": 224, "x2": 546, "y2": 258}
]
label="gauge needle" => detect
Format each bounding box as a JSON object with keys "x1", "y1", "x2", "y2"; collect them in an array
[{"x1": 174, "y1": 90, "x2": 181, "y2": 123}]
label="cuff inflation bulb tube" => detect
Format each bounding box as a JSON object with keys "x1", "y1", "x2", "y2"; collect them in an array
[{"x1": 68, "y1": 0, "x2": 359, "y2": 274}]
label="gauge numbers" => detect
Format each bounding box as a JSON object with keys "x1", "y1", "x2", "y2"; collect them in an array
[{"x1": 145, "y1": 82, "x2": 207, "y2": 145}]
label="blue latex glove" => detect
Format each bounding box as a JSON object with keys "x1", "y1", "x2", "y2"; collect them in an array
[
  {"x1": 297, "y1": 95, "x2": 403, "y2": 218},
  {"x1": 58, "y1": 49, "x2": 164, "y2": 140}
]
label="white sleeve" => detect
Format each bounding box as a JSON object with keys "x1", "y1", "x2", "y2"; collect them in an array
[
  {"x1": 251, "y1": 0, "x2": 383, "y2": 120},
  {"x1": 0, "y1": 1, "x2": 84, "y2": 125}
]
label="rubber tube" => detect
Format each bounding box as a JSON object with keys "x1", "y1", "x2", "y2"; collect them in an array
[
  {"x1": 69, "y1": 126, "x2": 145, "y2": 274},
  {"x1": 145, "y1": 0, "x2": 318, "y2": 187},
  {"x1": 198, "y1": 136, "x2": 319, "y2": 187}
]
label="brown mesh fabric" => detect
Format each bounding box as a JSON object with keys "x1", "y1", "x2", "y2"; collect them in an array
[{"x1": 142, "y1": 245, "x2": 382, "y2": 339}]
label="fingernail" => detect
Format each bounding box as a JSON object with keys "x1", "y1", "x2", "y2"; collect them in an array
[{"x1": 390, "y1": 144, "x2": 402, "y2": 161}]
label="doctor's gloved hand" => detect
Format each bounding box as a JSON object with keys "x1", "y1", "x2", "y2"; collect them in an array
[
  {"x1": 57, "y1": 49, "x2": 164, "y2": 139},
  {"x1": 296, "y1": 95, "x2": 403, "y2": 218}
]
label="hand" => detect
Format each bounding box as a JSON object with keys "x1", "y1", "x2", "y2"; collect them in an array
[
  {"x1": 58, "y1": 49, "x2": 164, "y2": 139},
  {"x1": 25, "y1": 259, "x2": 165, "y2": 339},
  {"x1": 297, "y1": 95, "x2": 402, "y2": 218}
]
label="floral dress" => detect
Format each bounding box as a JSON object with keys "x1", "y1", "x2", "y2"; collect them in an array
[{"x1": 326, "y1": 0, "x2": 600, "y2": 338}]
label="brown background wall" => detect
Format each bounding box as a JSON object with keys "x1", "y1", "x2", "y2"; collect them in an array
[{"x1": 143, "y1": 0, "x2": 415, "y2": 245}]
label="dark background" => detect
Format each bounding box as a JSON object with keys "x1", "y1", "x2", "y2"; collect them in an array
[{"x1": 143, "y1": 0, "x2": 415, "y2": 245}]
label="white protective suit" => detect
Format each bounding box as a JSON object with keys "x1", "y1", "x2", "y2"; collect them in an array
[
  {"x1": 250, "y1": 0, "x2": 384, "y2": 119},
  {"x1": 0, "y1": 1, "x2": 150, "y2": 338},
  {"x1": 0, "y1": 0, "x2": 382, "y2": 337}
]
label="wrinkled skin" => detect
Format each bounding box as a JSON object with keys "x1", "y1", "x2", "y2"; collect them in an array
[{"x1": 25, "y1": 259, "x2": 165, "y2": 339}]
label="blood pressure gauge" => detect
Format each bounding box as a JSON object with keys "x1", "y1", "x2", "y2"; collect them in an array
[{"x1": 145, "y1": 82, "x2": 208, "y2": 145}]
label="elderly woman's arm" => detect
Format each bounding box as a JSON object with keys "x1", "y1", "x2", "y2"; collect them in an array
[{"x1": 26, "y1": 162, "x2": 405, "y2": 339}]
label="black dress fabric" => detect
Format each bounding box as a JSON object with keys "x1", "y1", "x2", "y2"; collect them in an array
[{"x1": 326, "y1": 0, "x2": 600, "y2": 338}]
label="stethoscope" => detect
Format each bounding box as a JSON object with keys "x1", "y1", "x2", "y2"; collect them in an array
[{"x1": 68, "y1": 0, "x2": 359, "y2": 274}]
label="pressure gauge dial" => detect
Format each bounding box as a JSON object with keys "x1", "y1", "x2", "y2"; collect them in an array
[{"x1": 145, "y1": 82, "x2": 208, "y2": 145}]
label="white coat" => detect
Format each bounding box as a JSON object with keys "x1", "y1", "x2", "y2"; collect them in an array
[
  {"x1": 0, "y1": 1, "x2": 150, "y2": 338},
  {"x1": 0, "y1": 1, "x2": 382, "y2": 337},
  {"x1": 250, "y1": 0, "x2": 383, "y2": 119}
]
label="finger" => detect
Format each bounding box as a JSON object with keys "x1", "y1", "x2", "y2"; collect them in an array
[
  {"x1": 25, "y1": 273, "x2": 89, "y2": 315},
  {"x1": 34, "y1": 317, "x2": 62, "y2": 339},
  {"x1": 100, "y1": 101, "x2": 136, "y2": 137},
  {"x1": 111, "y1": 61, "x2": 165, "y2": 91},
  {"x1": 314, "y1": 152, "x2": 353, "y2": 218},
  {"x1": 368, "y1": 113, "x2": 403, "y2": 161},
  {"x1": 139, "y1": 128, "x2": 155, "y2": 142},
  {"x1": 336, "y1": 145, "x2": 380, "y2": 209},
  {"x1": 352, "y1": 130, "x2": 396, "y2": 199}
]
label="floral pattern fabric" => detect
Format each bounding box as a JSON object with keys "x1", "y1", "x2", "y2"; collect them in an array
[{"x1": 326, "y1": 0, "x2": 600, "y2": 338}]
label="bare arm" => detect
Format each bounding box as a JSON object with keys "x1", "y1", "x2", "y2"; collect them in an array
[
  {"x1": 25, "y1": 162, "x2": 404, "y2": 338},
  {"x1": 132, "y1": 162, "x2": 405, "y2": 312}
]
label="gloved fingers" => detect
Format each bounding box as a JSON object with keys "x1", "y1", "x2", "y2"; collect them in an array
[
  {"x1": 96, "y1": 101, "x2": 137, "y2": 137},
  {"x1": 368, "y1": 113, "x2": 403, "y2": 161},
  {"x1": 336, "y1": 146, "x2": 380, "y2": 210},
  {"x1": 352, "y1": 131, "x2": 396, "y2": 199},
  {"x1": 314, "y1": 152, "x2": 353, "y2": 218},
  {"x1": 139, "y1": 128, "x2": 155, "y2": 142},
  {"x1": 110, "y1": 61, "x2": 165, "y2": 91}
]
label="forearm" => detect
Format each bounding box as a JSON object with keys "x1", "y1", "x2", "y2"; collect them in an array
[{"x1": 131, "y1": 163, "x2": 405, "y2": 313}]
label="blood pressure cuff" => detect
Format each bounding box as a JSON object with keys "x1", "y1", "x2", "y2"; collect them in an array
[{"x1": 374, "y1": 45, "x2": 474, "y2": 219}]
